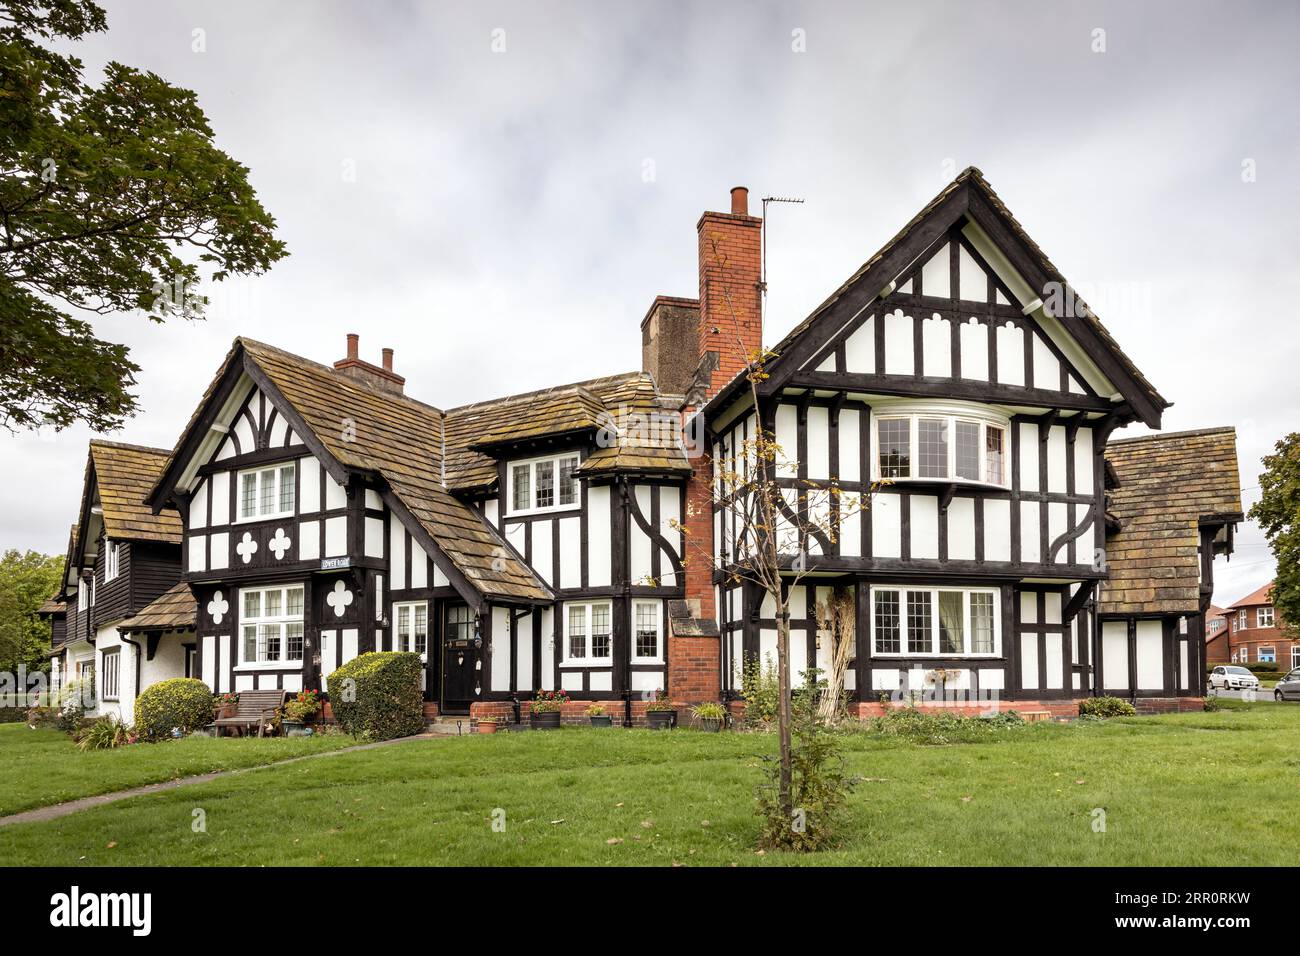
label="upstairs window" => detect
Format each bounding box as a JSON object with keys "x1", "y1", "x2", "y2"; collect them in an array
[
  {"x1": 239, "y1": 463, "x2": 296, "y2": 521},
  {"x1": 104, "y1": 540, "x2": 120, "y2": 582},
  {"x1": 1257, "y1": 606, "x2": 1275, "y2": 628},
  {"x1": 874, "y1": 407, "x2": 1009, "y2": 488},
  {"x1": 1238, "y1": 610, "x2": 1247, "y2": 630},
  {"x1": 509, "y1": 454, "x2": 580, "y2": 515}
]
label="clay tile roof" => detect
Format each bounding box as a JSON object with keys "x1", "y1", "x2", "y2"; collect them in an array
[
  {"x1": 37, "y1": 596, "x2": 66, "y2": 616},
  {"x1": 88, "y1": 441, "x2": 183, "y2": 544},
  {"x1": 237, "y1": 339, "x2": 552, "y2": 604},
  {"x1": 1097, "y1": 427, "x2": 1242, "y2": 616},
  {"x1": 443, "y1": 371, "x2": 690, "y2": 490},
  {"x1": 120, "y1": 582, "x2": 196, "y2": 633},
  {"x1": 1226, "y1": 582, "x2": 1274, "y2": 610}
]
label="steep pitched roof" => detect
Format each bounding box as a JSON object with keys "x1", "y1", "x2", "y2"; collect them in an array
[
  {"x1": 85, "y1": 442, "x2": 183, "y2": 544},
  {"x1": 120, "y1": 582, "x2": 196, "y2": 633},
  {"x1": 1098, "y1": 427, "x2": 1242, "y2": 615},
  {"x1": 443, "y1": 371, "x2": 690, "y2": 490},
  {"x1": 707, "y1": 167, "x2": 1168, "y2": 427},
  {"x1": 1227, "y1": 582, "x2": 1274, "y2": 610}
]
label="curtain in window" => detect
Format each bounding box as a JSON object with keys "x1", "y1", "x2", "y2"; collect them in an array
[{"x1": 938, "y1": 591, "x2": 965, "y2": 653}]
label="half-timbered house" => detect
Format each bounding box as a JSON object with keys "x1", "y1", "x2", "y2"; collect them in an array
[
  {"x1": 44, "y1": 167, "x2": 1242, "y2": 722},
  {"x1": 45, "y1": 442, "x2": 194, "y2": 723}
]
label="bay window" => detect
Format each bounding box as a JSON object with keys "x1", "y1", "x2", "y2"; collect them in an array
[
  {"x1": 563, "y1": 601, "x2": 611, "y2": 664},
  {"x1": 510, "y1": 453, "x2": 580, "y2": 514},
  {"x1": 394, "y1": 601, "x2": 428, "y2": 657},
  {"x1": 239, "y1": 584, "x2": 305, "y2": 665},
  {"x1": 871, "y1": 586, "x2": 1000, "y2": 657},
  {"x1": 874, "y1": 406, "x2": 1009, "y2": 488},
  {"x1": 239, "y1": 463, "x2": 296, "y2": 520}
]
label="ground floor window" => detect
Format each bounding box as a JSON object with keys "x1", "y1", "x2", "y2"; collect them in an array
[
  {"x1": 240, "y1": 584, "x2": 305, "y2": 664},
  {"x1": 871, "y1": 585, "x2": 999, "y2": 657},
  {"x1": 1237, "y1": 646, "x2": 1249, "y2": 663},
  {"x1": 394, "y1": 601, "x2": 428, "y2": 657},
  {"x1": 185, "y1": 645, "x2": 196, "y2": 678},
  {"x1": 633, "y1": 600, "x2": 662, "y2": 662},
  {"x1": 563, "y1": 601, "x2": 611, "y2": 663},
  {"x1": 1258, "y1": 646, "x2": 1275, "y2": 663},
  {"x1": 101, "y1": 648, "x2": 120, "y2": 701},
  {"x1": 1293, "y1": 645, "x2": 1300, "y2": 669}
]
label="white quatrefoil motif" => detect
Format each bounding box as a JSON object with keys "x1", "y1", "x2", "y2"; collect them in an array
[
  {"x1": 326, "y1": 579, "x2": 354, "y2": 618},
  {"x1": 206, "y1": 590, "x2": 229, "y2": 625},
  {"x1": 269, "y1": 528, "x2": 292, "y2": 560},
  {"x1": 235, "y1": 532, "x2": 258, "y2": 564}
]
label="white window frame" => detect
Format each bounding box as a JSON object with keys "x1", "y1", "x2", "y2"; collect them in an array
[
  {"x1": 1258, "y1": 645, "x2": 1276, "y2": 663},
  {"x1": 561, "y1": 600, "x2": 612, "y2": 667},
  {"x1": 507, "y1": 452, "x2": 581, "y2": 516},
  {"x1": 393, "y1": 600, "x2": 429, "y2": 660},
  {"x1": 104, "y1": 540, "x2": 120, "y2": 582},
  {"x1": 1257, "y1": 606, "x2": 1275, "y2": 628},
  {"x1": 1239, "y1": 645, "x2": 1249, "y2": 663},
  {"x1": 100, "y1": 647, "x2": 120, "y2": 701},
  {"x1": 1237, "y1": 610, "x2": 1247, "y2": 630},
  {"x1": 869, "y1": 584, "x2": 1001, "y2": 658},
  {"x1": 237, "y1": 462, "x2": 297, "y2": 522},
  {"x1": 1292, "y1": 645, "x2": 1300, "y2": 670},
  {"x1": 871, "y1": 402, "x2": 1010, "y2": 489},
  {"x1": 237, "y1": 583, "x2": 305, "y2": 669},
  {"x1": 632, "y1": 599, "x2": 664, "y2": 664}
]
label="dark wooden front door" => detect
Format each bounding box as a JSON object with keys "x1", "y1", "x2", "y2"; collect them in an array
[{"x1": 440, "y1": 603, "x2": 476, "y2": 714}]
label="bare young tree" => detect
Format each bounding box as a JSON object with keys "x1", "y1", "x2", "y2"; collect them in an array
[
  {"x1": 814, "y1": 587, "x2": 856, "y2": 722},
  {"x1": 676, "y1": 236, "x2": 874, "y2": 821}
]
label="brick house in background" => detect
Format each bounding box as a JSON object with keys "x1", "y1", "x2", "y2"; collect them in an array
[
  {"x1": 1204, "y1": 604, "x2": 1229, "y2": 664},
  {"x1": 1225, "y1": 583, "x2": 1294, "y2": 670}
]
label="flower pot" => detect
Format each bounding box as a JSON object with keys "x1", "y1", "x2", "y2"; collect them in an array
[
  {"x1": 281, "y1": 720, "x2": 308, "y2": 737},
  {"x1": 698, "y1": 717, "x2": 723, "y2": 732},
  {"x1": 588, "y1": 715, "x2": 612, "y2": 727},
  {"x1": 530, "y1": 710, "x2": 562, "y2": 729},
  {"x1": 476, "y1": 720, "x2": 498, "y2": 734},
  {"x1": 646, "y1": 710, "x2": 676, "y2": 730},
  {"x1": 215, "y1": 704, "x2": 237, "y2": 720}
]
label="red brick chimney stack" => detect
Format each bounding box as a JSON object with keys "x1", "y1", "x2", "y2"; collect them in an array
[
  {"x1": 333, "y1": 334, "x2": 406, "y2": 396},
  {"x1": 697, "y1": 186, "x2": 763, "y2": 402},
  {"x1": 382, "y1": 347, "x2": 394, "y2": 372}
]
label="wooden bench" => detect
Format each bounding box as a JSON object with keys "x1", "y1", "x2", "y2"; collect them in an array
[{"x1": 212, "y1": 690, "x2": 289, "y2": 737}]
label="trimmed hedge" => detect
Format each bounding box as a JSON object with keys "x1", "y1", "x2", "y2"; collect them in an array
[
  {"x1": 135, "y1": 678, "x2": 214, "y2": 740},
  {"x1": 327, "y1": 652, "x2": 424, "y2": 741},
  {"x1": 1078, "y1": 695, "x2": 1137, "y2": 718}
]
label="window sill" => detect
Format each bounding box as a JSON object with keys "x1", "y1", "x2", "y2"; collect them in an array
[
  {"x1": 560, "y1": 659, "x2": 613, "y2": 669},
  {"x1": 631, "y1": 657, "x2": 664, "y2": 666},
  {"x1": 234, "y1": 661, "x2": 302, "y2": 672},
  {"x1": 506, "y1": 504, "x2": 581, "y2": 520},
  {"x1": 870, "y1": 654, "x2": 1003, "y2": 661},
  {"x1": 874, "y1": 477, "x2": 1009, "y2": 493}
]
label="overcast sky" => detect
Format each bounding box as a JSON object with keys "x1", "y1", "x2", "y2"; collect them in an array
[{"x1": 5, "y1": 0, "x2": 1297, "y2": 607}]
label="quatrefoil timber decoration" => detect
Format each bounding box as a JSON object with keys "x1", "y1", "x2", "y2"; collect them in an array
[
  {"x1": 326, "y1": 579, "x2": 354, "y2": 618},
  {"x1": 236, "y1": 532, "x2": 258, "y2": 564},
  {"x1": 207, "y1": 591, "x2": 229, "y2": 624},
  {"x1": 269, "y1": 527, "x2": 292, "y2": 560}
]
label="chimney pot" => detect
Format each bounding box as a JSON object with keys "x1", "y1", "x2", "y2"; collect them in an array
[
  {"x1": 730, "y1": 186, "x2": 749, "y2": 217},
  {"x1": 382, "y1": 347, "x2": 394, "y2": 372},
  {"x1": 346, "y1": 333, "x2": 359, "y2": 360}
]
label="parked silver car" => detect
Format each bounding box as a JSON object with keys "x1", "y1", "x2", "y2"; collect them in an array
[
  {"x1": 1274, "y1": 668, "x2": 1300, "y2": 702},
  {"x1": 1208, "y1": 665, "x2": 1261, "y2": 692}
]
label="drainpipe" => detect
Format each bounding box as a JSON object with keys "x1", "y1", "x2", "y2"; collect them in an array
[{"x1": 119, "y1": 629, "x2": 144, "y2": 720}]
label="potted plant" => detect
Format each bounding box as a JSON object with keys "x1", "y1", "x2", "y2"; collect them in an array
[
  {"x1": 475, "y1": 715, "x2": 501, "y2": 734},
  {"x1": 645, "y1": 691, "x2": 677, "y2": 729},
  {"x1": 529, "y1": 690, "x2": 569, "y2": 729},
  {"x1": 691, "y1": 701, "x2": 726, "y2": 732},
  {"x1": 213, "y1": 692, "x2": 239, "y2": 721},
  {"x1": 280, "y1": 689, "x2": 321, "y2": 737},
  {"x1": 586, "y1": 704, "x2": 612, "y2": 728}
]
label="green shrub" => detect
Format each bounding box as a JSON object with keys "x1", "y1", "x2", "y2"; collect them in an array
[
  {"x1": 1241, "y1": 662, "x2": 1280, "y2": 677},
  {"x1": 327, "y1": 652, "x2": 424, "y2": 741},
  {"x1": 1078, "y1": 696, "x2": 1137, "y2": 718},
  {"x1": 0, "y1": 705, "x2": 29, "y2": 723},
  {"x1": 135, "y1": 678, "x2": 214, "y2": 740},
  {"x1": 858, "y1": 707, "x2": 1027, "y2": 744},
  {"x1": 74, "y1": 716, "x2": 137, "y2": 750},
  {"x1": 1203, "y1": 695, "x2": 1222, "y2": 713},
  {"x1": 755, "y1": 688, "x2": 855, "y2": 851},
  {"x1": 740, "y1": 654, "x2": 779, "y2": 725},
  {"x1": 25, "y1": 705, "x2": 59, "y2": 728}
]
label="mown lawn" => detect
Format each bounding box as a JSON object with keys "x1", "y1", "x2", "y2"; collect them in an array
[
  {"x1": 2, "y1": 702, "x2": 1297, "y2": 866},
  {"x1": 0, "y1": 723, "x2": 358, "y2": 816}
]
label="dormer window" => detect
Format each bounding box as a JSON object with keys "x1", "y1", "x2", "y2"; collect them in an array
[
  {"x1": 873, "y1": 403, "x2": 1009, "y2": 489},
  {"x1": 509, "y1": 453, "x2": 580, "y2": 515},
  {"x1": 238, "y1": 463, "x2": 296, "y2": 521}
]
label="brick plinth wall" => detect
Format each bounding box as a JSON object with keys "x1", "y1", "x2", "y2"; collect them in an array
[{"x1": 470, "y1": 699, "x2": 692, "y2": 729}]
